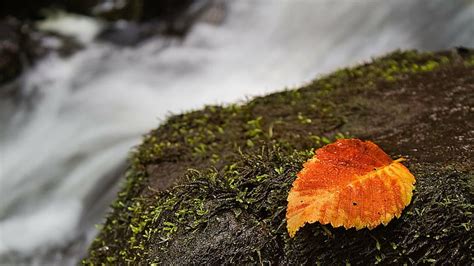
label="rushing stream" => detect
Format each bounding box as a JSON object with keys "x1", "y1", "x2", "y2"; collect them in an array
[{"x1": 1, "y1": 0, "x2": 473, "y2": 264}]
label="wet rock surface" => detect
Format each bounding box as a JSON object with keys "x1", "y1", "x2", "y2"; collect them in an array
[
  {"x1": 85, "y1": 49, "x2": 473, "y2": 264},
  {"x1": 341, "y1": 50, "x2": 474, "y2": 169}
]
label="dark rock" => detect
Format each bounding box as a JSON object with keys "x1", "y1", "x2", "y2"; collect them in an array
[
  {"x1": 0, "y1": 17, "x2": 23, "y2": 85},
  {"x1": 0, "y1": 16, "x2": 82, "y2": 89},
  {"x1": 97, "y1": 21, "x2": 166, "y2": 46},
  {"x1": 2, "y1": 0, "x2": 222, "y2": 48},
  {"x1": 141, "y1": 0, "x2": 194, "y2": 22},
  {"x1": 0, "y1": 0, "x2": 200, "y2": 24},
  {"x1": 0, "y1": 0, "x2": 100, "y2": 19},
  {"x1": 97, "y1": 0, "x2": 220, "y2": 46},
  {"x1": 1, "y1": 0, "x2": 54, "y2": 19},
  {"x1": 162, "y1": 0, "x2": 221, "y2": 36},
  {"x1": 91, "y1": 0, "x2": 143, "y2": 21},
  {"x1": 85, "y1": 50, "x2": 474, "y2": 264}
]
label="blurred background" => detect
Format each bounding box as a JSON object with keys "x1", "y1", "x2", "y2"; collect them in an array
[{"x1": 0, "y1": 0, "x2": 473, "y2": 264}]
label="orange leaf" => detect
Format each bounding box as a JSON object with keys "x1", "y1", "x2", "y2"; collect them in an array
[{"x1": 286, "y1": 138, "x2": 415, "y2": 237}]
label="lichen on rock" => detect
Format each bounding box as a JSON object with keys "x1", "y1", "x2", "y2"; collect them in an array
[{"x1": 84, "y1": 49, "x2": 474, "y2": 265}]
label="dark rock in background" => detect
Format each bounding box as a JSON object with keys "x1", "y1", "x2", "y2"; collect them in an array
[
  {"x1": 96, "y1": 0, "x2": 219, "y2": 46},
  {"x1": 0, "y1": 16, "x2": 82, "y2": 89},
  {"x1": 0, "y1": 16, "x2": 81, "y2": 131},
  {"x1": 0, "y1": 0, "x2": 208, "y2": 27},
  {"x1": 0, "y1": 17, "x2": 22, "y2": 85},
  {"x1": 97, "y1": 21, "x2": 166, "y2": 46},
  {"x1": 0, "y1": 0, "x2": 221, "y2": 83},
  {"x1": 0, "y1": 0, "x2": 103, "y2": 19}
]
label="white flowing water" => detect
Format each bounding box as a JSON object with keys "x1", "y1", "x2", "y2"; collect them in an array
[{"x1": 1, "y1": 0, "x2": 473, "y2": 264}]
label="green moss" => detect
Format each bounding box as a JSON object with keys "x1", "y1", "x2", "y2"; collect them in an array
[
  {"x1": 83, "y1": 49, "x2": 473, "y2": 264},
  {"x1": 465, "y1": 54, "x2": 474, "y2": 66}
]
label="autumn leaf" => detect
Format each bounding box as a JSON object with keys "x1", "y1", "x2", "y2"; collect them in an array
[{"x1": 286, "y1": 138, "x2": 415, "y2": 237}]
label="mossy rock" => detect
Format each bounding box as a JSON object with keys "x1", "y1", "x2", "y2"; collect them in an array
[{"x1": 84, "y1": 48, "x2": 474, "y2": 264}]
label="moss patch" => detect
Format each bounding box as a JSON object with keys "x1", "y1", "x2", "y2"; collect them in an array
[{"x1": 84, "y1": 49, "x2": 474, "y2": 264}]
